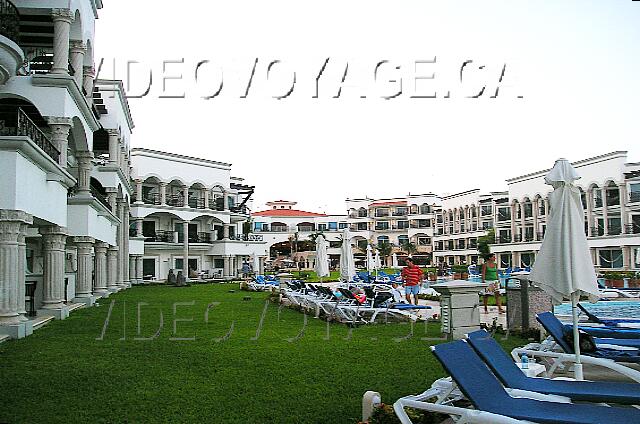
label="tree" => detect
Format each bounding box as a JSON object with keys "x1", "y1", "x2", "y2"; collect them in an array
[
  {"x1": 376, "y1": 241, "x2": 393, "y2": 266},
  {"x1": 477, "y1": 228, "x2": 495, "y2": 260},
  {"x1": 400, "y1": 241, "x2": 418, "y2": 256}
]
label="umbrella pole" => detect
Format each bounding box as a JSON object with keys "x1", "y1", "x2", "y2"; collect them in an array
[{"x1": 571, "y1": 292, "x2": 584, "y2": 380}]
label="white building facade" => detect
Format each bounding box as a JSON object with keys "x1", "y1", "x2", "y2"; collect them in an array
[{"x1": 130, "y1": 149, "x2": 267, "y2": 281}]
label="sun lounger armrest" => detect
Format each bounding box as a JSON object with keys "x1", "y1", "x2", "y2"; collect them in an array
[
  {"x1": 393, "y1": 398, "x2": 529, "y2": 424},
  {"x1": 511, "y1": 347, "x2": 640, "y2": 383},
  {"x1": 504, "y1": 388, "x2": 571, "y2": 403}
]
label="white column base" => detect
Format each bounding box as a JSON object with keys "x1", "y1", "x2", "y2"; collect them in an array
[
  {"x1": 73, "y1": 295, "x2": 96, "y2": 307},
  {"x1": 108, "y1": 286, "x2": 121, "y2": 293},
  {"x1": 37, "y1": 306, "x2": 70, "y2": 320},
  {"x1": 0, "y1": 321, "x2": 33, "y2": 339}
]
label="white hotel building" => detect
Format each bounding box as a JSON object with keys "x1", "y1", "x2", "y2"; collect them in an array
[
  {"x1": 0, "y1": 0, "x2": 262, "y2": 340},
  {"x1": 346, "y1": 194, "x2": 438, "y2": 265},
  {"x1": 434, "y1": 152, "x2": 640, "y2": 272}
]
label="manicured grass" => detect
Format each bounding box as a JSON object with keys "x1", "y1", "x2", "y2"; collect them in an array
[{"x1": 0, "y1": 285, "x2": 525, "y2": 423}]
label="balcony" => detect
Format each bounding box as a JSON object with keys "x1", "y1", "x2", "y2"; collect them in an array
[
  {"x1": 495, "y1": 236, "x2": 512, "y2": 244},
  {"x1": 90, "y1": 185, "x2": 111, "y2": 210},
  {"x1": 166, "y1": 195, "x2": 185, "y2": 207},
  {"x1": 188, "y1": 197, "x2": 206, "y2": 209},
  {"x1": 191, "y1": 232, "x2": 212, "y2": 243},
  {"x1": 229, "y1": 234, "x2": 264, "y2": 242},
  {"x1": 608, "y1": 226, "x2": 622, "y2": 236},
  {"x1": 624, "y1": 223, "x2": 640, "y2": 234},
  {"x1": 230, "y1": 205, "x2": 249, "y2": 215},
  {"x1": 536, "y1": 231, "x2": 545, "y2": 241},
  {"x1": 590, "y1": 227, "x2": 605, "y2": 237},
  {"x1": 145, "y1": 231, "x2": 176, "y2": 243},
  {"x1": 630, "y1": 192, "x2": 640, "y2": 203},
  {"x1": 0, "y1": 108, "x2": 60, "y2": 163}
]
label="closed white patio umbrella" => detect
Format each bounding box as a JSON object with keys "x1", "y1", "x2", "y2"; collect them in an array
[
  {"x1": 253, "y1": 255, "x2": 260, "y2": 275},
  {"x1": 315, "y1": 234, "x2": 330, "y2": 283},
  {"x1": 340, "y1": 228, "x2": 356, "y2": 283},
  {"x1": 392, "y1": 252, "x2": 399, "y2": 269},
  {"x1": 366, "y1": 244, "x2": 375, "y2": 274},
  {"x1": 528, "y1": 158, "x2": 599, "y2": 380}
]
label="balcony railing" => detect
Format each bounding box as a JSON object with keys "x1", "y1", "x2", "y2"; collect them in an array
[
  {"x1": 0, "y1": 0, "x2": 19, "y2": 43},
  {"x1": 188, "y1": 197, "x2": 206, "y2": 209},
  {"x1": 145, "y1": 231, "x2": 175, "y2": 243},
  {"x1": 90, "y1": 185, "x2": 111, "y2": 210},
  {"x1": 230, "y1": 205, "x2": 249, "y2": 215},
  {"x1": 166, "y1": 195, "x2": 184, "y2": 207},
  {"x1": 536, "y1": 231, "x2": 545, "y2": 241},
  {"x1": 495, "y1": 236, "x2": 512, "y2": 244},
  {"x1": 624, "y1": 223, "x2": 640, "y2": 234},
  {"x1": 230, "y1": 234, "x2": 264, "y2": 242},
  {"x1": 0, "y1": 108, "x2": 61, "y2": 163},
  {"x1": 190, "y1": 232, "x2": 211, "y2": 243},
  {"x1": 608, "y1": 226, "x2": 622, "y2": 236},
  {"x1": 590, "y1": 226, "x2": 605, "y2": 237}
]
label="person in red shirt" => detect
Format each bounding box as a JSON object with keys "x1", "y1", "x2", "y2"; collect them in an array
[{"x1": 401, "y1": 257, "x2": 423, "y2": 305}]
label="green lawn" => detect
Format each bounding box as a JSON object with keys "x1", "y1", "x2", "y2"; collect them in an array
[{"x1": 0, "y1": 285, "x2": 525, "y2": 423}]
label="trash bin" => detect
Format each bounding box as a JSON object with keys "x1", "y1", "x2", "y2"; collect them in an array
[{"x1": 506, "y1": 276, "x2": 553, "y2": 332}]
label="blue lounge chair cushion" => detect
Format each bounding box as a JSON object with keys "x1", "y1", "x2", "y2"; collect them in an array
[
  {"x1": 537, "y1": 312, "x2": 640, "y2": 363},
  {"x1": 433, "y1": 341, "x2": 640, "y2": 424},
  {"x1": 467, "y1": 330, "x2": 640, "y2": 405},
  {"x1": 568, "y1": 324, "x2": 640, "y2": 340},
  {"x1": 391, "y1": 304, "x2": 431, "y2": 310}
]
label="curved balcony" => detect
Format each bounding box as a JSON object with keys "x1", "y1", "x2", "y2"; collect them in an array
[{"x1": 0, "y1": 1, "x2": 23, "y2": 84}]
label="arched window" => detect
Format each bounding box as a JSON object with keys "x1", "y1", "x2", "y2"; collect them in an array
[{"x1": 377, "y1": 235, "x2": 389, "y2": 245}]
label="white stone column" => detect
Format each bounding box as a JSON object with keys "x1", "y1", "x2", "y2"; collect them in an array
[
  {"x1": 160, "y1": 182, "x2": 167, "y2": 205},
  {"x1": 204, "y1": 190, "x2": 210, "y2": 209},
  {"x1": 75, "y1": 150, "x2": 93, "y2": 196},
  {"x1": 259, "y1": 257, "x2": 266, "y2": 275},
  {"x1": 182, "y1": 221, "x2": 190, "y2": 280},
  {"x1": 136, "y1": 256, "x2": 143, "y2": 285},
  {"x1": 602, "y1": 186, "x2": 609, "y2": 236},
  {"x1": 223, "y1": 191, "x2": 230, "y2": 211},
  {"x1": 47, "y1": 117, "x2": 73, "y2": 168},
  {"x1": 0, "y1": 211, "x2": 33, "y2": 325},
  {"x1": 93, "y1": 242, "x2": 108, "y2": 296},
  {"x1": 69, "y1": 40, "x2": 86, "y2": 87},
  {"x1": 39, "y1": 226, "x2": 69, "y2": 319},
  {"x1": 16, "y1": 223, "x2": 28, "y2": 320},
  {"x1": 73, "y1": 236, "x2": 95, "y2": 305},
  {"x1": 116, "y1": 199, "x2": 125, "y2": 288},
  {"x1": 135, "y1": 219, "x2": 143, "y2": 238},
  {"x1": 223, "y1": 256, "x2": 230, "y2": 278},
  {"x1": 223, "y1": 224, "x2": 230, "y2": 240},
  {"x1": 183, "y1": 185, "x2": 190, "y2": 207},
  {"x1": 107, "y1": 129, "x2": 120, "y2": 165},
  {"x1": 83, "y1": 65, "x2": 95, "y2": 100},
  {"x1": 532, "y1": 199, "x2": 539, "y2": 241},
  {"x1": 586, "y1": 188, "x2": 594, "y2": 237},
  {"x1": 619, "y1": 183, "x2": 628, "y2": 232},
  {"x1": 51, "y1": 9, "x2": 74, "y2": 75},
  {"x1": 122, "y1": 203, "x2": 131, "y2": 287},
  {"x1": 129, "y1": 256, "x2": 136, "y2": 284},
  {"x1": 105, "y1": 188, "x2": 117, "y2": 215},
  {"x1": 106, "y1": 246, "x2": 119, "y2": 292},
  {"x1": 135, "y1": 179, "x2": 143, "y2": 204}
]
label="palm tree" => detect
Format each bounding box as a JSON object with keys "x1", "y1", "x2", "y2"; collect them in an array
[
  {"x1": 401, "y1": 241, "x2": 418, "y2": 256},
  {"x1": 376, "y1": 241, "x2": 393, "y2": 267}
]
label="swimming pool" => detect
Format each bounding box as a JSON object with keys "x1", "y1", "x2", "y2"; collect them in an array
[{"x1": 554, "y1": 301, "x2": 640, "y2": 320}]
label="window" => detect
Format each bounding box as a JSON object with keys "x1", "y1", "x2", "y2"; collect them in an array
[
  {"x1": 375, "y1": 208, "x2": 389, "y2": 217},
  {"x1": 417, "y1": 219, "x2": 430, "y2": 228},
  {"x1": 398, "y1": 235, "x2": 409, "y2": 245},
  {"x1": 397, "y1": 220, "x2": 409, "y2": 229},
  {"x1": 376, "y1": 221, "x2": 389, "y2": 230},
  {"x1": 418, "y1": 237, "x2": 430, "y2": 245},
  {"x1": 436, "y1": 214, "x2": 443, "y2": 224},
  {"x1": 410, "y1": 205, "x2": 418, "y2": 214},
  {"x1": 630, "y1": 183, "x2": 640, "y2": 203},
  {"x1": 420, "y1": 204, "x2": 431, "y2": 214},
  {"x1": 175, "y1": 258, "x2": 198, "y2": 272},
  {"x1": 497, "y1": 207, "x2": 511, "y2": 222},
  {"x1": 524, "y1": 226, "x2": 534, "y2": 241},
  {"x1": 142, "y1": 221, "x2": 156, "y2": 238},
  {"x1": 524, "y1": 202, "x2": 533, "y2": 218},
  {"x1": 357, "y1": 222, "x2": 367, "y2": 231},
  {"x1": 254, "y1": 222, "x2": 263, "y2": 231},
  {"x1": 594, "y1": 218, "x2": 605, "y2": 236},
  {"x1": 481, "y1": 221, "x2": 493, "y2": 230},
  {"x1": 521, "y1": 253, "x2": 535, "y2": 267},
  {"x1": 593, "y1": 189, "x2": 603, "y2": 208},
  {"x1": 499, "y1": 253, "x2": 511, "y2": 268},
  {"x1": 538, "y1": 200, "x2": 546, "y2": 216},
  {"x1": 377, "y1": 236, "x2": 389, "y2": 245},
  {"x1": 607, "y1": 217, "x2": 621, "y2": 235},
  {"x1": 606, "y1": 185, "x2": 620, "y2": 207},
  {"x1": 328, "y1": 222, "x2": 338, "y2": 230},
  {"x1": 599, "y1": 249, "x2": 623, "y2": 269},
  {"x1": 358, "y1": 208, "x2": 368, "y2": 217},
  {"x1": 214, "y1": 258, "x2": 224, "y2": 268},
  {"x1": 498, "y1": 229, "x2": 511, "y2": 243},
  {"x1": 357, "y1": 239, "x2": 368, "y2": 250},
  {"x1": 394, "y1": 207, "x2": 408, "y2": 216},
  {"x1": 338, "y1": 222, "x2": 348, "y2": 229},
  {"x1": 318, "y1": 224, "x2": 327, "y2": 231},
  {"x1": 480, "y1": 205, "x2": 492, "y2": 216}
]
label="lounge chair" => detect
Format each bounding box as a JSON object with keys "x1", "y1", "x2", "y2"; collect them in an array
[
  {"x1": 538, "y1": 311, "x2": 640, "y2": 348},
  {"x1": 511, "y1": 312, "x2": 640, "y2": 383},
  {"x1": 467, "y1": 329, "x2": 640, "y2": 405},
  {"x1": 393, "y1": 340, "x2": 640, "y2": 424}
]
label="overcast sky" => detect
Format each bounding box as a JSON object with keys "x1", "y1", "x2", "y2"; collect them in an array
[{"x1": 95, "y1": 0, "x2": 640, "y2": 214}]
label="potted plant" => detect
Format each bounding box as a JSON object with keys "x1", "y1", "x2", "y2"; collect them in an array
[
  {"x1": 601, "y1": 271, "x2": 624, "y2": 288},
  {"x1": 451, "y1": 264, "x2": 468, "y2": 280},
  {"x1": 629, "y1": 271, "x2": 640, "y2": 288}
]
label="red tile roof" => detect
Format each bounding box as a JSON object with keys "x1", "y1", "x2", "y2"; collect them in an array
[
  {"x1": 252, "y1": 209, "x2": 327, "y2": 217},
  {"x1": 369, "y1": 201, "x2": 407, "y2": 207}
]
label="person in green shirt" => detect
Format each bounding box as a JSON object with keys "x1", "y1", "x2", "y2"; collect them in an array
[{"x1": 481, "y1": 253, "x2": 504, "y2": 314}]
